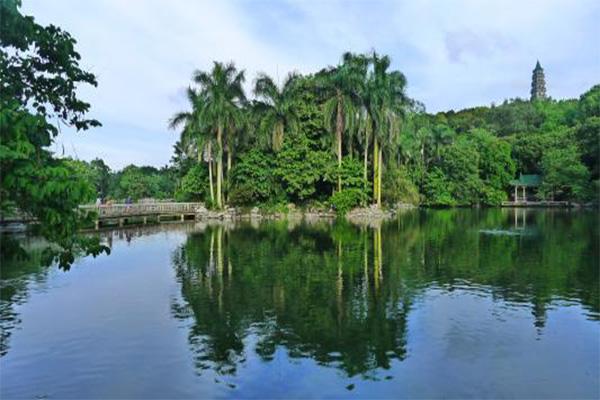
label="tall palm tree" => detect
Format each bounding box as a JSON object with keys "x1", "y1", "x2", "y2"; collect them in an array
[
  {"x1": 253, "y1": 72, "x2": 300, "y2": 152},
  {"x1": 367, "y1": 52, "x2": 408, "y2": 206},
  {"x1": 322, "y1": 52, "x2": 367, "y2": 191},
  {"x1": 169, "y1": 87, "x2": 215, "y2": 204},
  {"x1": 193, "y1": 62, "x2": 246, "y2": 208},
  {"x1": 356, "y1": 107, "x2": 373, "y2": 192}
]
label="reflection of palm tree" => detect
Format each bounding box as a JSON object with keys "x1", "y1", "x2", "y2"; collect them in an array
[{"x1": 170, "y1": 223, "x2": 412, "y2": 378}]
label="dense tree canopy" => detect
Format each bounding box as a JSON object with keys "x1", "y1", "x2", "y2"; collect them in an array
[{"x1": 169, "y1": 56, "x2": 598, "y2": 209}]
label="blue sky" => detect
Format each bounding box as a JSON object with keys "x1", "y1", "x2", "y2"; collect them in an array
[{"x1": 24, "y1": 0, "x2": 600, "y2": 170}]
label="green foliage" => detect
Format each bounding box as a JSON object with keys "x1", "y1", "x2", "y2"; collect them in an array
[
  {"x1": 438, "y1": 137, "x2": 481, "y2": 205},
  {"x1": 421, "y1": 132, "x2": 516, "y2": 206},
  {"x1": 423, "y1": 168, "x2": 456, "y2": 206},
  {"x1": 327, "y1": 158, "x2": 368, "y2": 194},
  {"x1": 175, "y1": 164, "x2": 207, "y2": 202},
  {"x1": 111, "y1": 165, "x2": 175, "y2": 200},
  {"x1": 329, "y1": 189, "x2": 364, "y2": 216},
  {"x1": 535, "y1": 99, "x2": 579, "y2": 131},
  {"x1": 510, "y1": 128, "x2": 572, "y2": 174},
  {"x1": 0, "y1": 0, "x2": 108, "y2": 267},
  {"x1": 578, "y1": 85, "x2": 600, "y2": 119},
  {"x1": 293, "y1": 77, "x2": 329, "y2": 147},
  {"x1": 229, "y1": 149, "x2": 277, "y2": 205},
  {"x1": 258, "y1": 202, "x2": 289, "y2": 214},
  {"x1": 62, "y1": 158, "x2": 113, "y2": 202},
  {"x1": 274, "y1": 134, "x2": 333, "y2": 202},
  {"x1": 485, "y1": 99, "x2": 543, "y2": 136},
  {"x1": 539, "y1": 146, "x2": 591, "y2": 201},
  {"x1": 574, "y1": 116, "x2": 600, "y2": 179},
  {"x1": 469, "y1": 129, "x2": 515, "y2": 205},
  {"x1": 89, "y1": 158, "x2": 111, "y2": 196},
  {"x1": 253, "y1": 72, "x2": 300, "y2": 151},
  {"x1": 382, "y1": 166, "x2": 420, "y2": 205}
]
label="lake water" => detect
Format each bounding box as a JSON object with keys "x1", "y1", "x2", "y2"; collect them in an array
[{"x1": 1, "y1": 209, "x2": 598, "y2": 399}]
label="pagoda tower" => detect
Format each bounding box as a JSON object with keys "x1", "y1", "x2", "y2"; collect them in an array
[{"x1": 530, "y1": 61, "x2": 547, "y2": 101}]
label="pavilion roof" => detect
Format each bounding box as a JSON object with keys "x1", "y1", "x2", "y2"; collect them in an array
[{"x1": 510, "y1": 174, "x2": 542, "y2": 187}]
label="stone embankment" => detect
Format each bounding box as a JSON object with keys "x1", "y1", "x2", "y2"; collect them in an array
[{"x1": 194, "y1": 203, "x2": 416, "y2": 223}]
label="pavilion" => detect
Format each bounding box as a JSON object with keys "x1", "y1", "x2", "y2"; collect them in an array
[{"x1": 509, "y1": 174, "x2": 541, "y2": 202}]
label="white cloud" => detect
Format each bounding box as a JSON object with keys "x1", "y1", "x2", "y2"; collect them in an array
[{"x1": 23, "y1": 0, "x2": 600, "y2": 169}]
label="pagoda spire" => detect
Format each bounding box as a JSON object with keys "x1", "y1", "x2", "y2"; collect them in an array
[{"x1": 530, "y1": 60, "x2": 547, "y2": 101}]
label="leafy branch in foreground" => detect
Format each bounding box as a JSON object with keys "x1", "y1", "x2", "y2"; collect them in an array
[{"x1": 0, "y1": 0, "x2": 109, "y2": 267}]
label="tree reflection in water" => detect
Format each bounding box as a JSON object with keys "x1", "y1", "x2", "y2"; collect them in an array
[
  {"x1": 170, "y1": 209, "x2": 599, "y2": 379},
  {"x1": 171, "y1": 220, "x2": 410, "y2": 379}
]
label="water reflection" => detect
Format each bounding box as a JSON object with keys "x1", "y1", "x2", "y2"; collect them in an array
[
  {"x1": 170, "y1": 209, "x2": 599, "y2": 380},
  {"x1": 171, "y1": 221, "x2": 410, "y2": 379}
]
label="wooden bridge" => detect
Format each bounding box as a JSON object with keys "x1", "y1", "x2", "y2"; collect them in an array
[{"x1": 79, "y1": 202, "x2": 204, "y2": 229}]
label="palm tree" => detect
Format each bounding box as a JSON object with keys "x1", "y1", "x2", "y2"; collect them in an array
[
  {"x1": 253, "y1": 72, "x2": 300, "y2": 152},
  {"x1": 367, "y1": 52, "x2": 408, "y2": 206},
  {"x1": 322, "y1": 52, "x2": 367, "y2": 192},
  {"x1": 429, "y1": 123, "x2": 455, "y2": 163},
  {"x1": 169, "y1": 87, "x2": 215, "y2": 204},
  {"x1": 357, "y1": 107, "x2": 373, "y2": 193},
  {"x1": 193, "y1": 62, "x2": 246, "y2": 208}
]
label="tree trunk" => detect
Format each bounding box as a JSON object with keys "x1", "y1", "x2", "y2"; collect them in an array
[
  {"x1": 227, "y1": 145, "x2": 232, "y2": 177},
  {"x1": 349, "y1": 137, "x2": 353, "y2": 160},
  {"x1": 226, "y1": 143, "x2": 232, "y2": 203},
  {"x1": 377, "y1": 147, "x2": 383, "y2": 207},
  {"x1": 373, "y1": 138, "x2": 379, "y2": 205},
  {"x1": 336, "y1": 95, "x2": 343, "y2": 192},
  {"x1": 216, "y1": 125, "x2": 223, "y2": 209},
  {"x1": 206, "y1": 142, "x2": 215, "y2": 205},
  {"x1": 363, "y1": 132, "x2": 369, "y2": 198}
]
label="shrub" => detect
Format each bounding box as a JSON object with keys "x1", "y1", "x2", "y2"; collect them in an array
[
  {"x1": 382, "y1": 166, "x2": 420, "y2": 206},
  {"x1": 229, "y1": 149, "x2": 277, "y2": 205},
  {"x1": 423, "y1": 168, "x2": 455, "y2": 206},
  {"x1": 329, "y1": 189, "x2": 366, "y2": 216},
  {"x1": 327, "y1": 158, "x2": 369, "y2": 194},
  {"x1": 175, "y1": 164, "x2": 206, "y2": 202},
  {"x1": 539, "y1": 146, "x2": 591, "y2": 201},
  {"x1": 275, "y1": 134, "x2": 332, "y2": 202}
]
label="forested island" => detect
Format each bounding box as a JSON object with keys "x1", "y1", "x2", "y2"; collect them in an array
[{"x1": 72, "y1": 68, "x2": 598, "y2": 213}]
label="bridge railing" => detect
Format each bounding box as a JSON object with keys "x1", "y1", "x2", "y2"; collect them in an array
[{"x1": 79, "y1": 202, "x2": 203, "y2": 218}]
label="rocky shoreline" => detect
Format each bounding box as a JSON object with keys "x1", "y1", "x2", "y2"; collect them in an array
[{"x1": 194, "y1": 203, "x2": 417, "y2": 223}]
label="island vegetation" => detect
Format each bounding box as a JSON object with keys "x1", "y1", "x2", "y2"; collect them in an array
[
  {"x1": 66, "y1": 66, "x2": 598, "y2": 214},
  {"x1": 60, "y1": 61, "x2": 599, "y2": 214}
]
